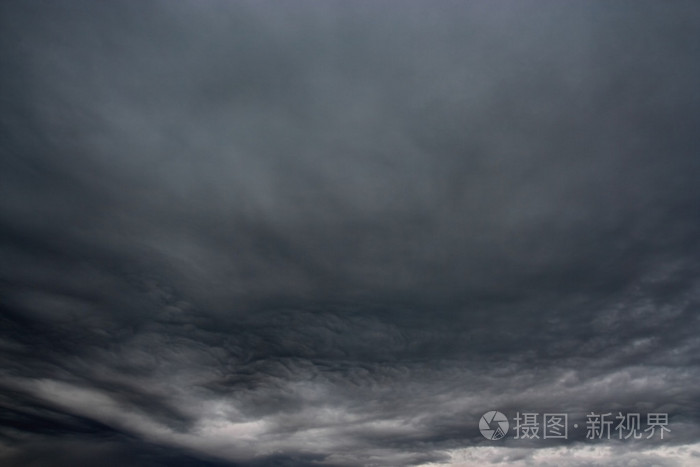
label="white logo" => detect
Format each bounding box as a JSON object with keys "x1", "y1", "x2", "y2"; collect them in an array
[{"x1": 480, "y1": 411, "x2": 509, "y2": 440}]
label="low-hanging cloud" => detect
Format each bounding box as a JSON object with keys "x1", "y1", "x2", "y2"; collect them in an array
[{"x1": 1, "y1": 1, "x2": 700, "y2": 465}]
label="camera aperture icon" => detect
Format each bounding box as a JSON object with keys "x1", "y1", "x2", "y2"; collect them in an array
[{"x1": 480, "y1": 411, "x2": 509, "y2": 440}]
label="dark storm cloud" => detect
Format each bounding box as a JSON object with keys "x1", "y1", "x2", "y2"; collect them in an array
[{"x1": 2, "y1": 1, "x2": 700, "y2": 465}]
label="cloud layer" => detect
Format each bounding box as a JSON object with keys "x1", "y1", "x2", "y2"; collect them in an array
[{"x1": 1, "y1": 1, "x2": 700, "y2": 465}]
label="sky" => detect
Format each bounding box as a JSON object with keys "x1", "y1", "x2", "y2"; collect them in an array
[{"x1": 1, "y1": 1, "x2": 700, "y2": 466}]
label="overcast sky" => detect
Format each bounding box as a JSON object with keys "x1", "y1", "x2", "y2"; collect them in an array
[{"x1": 1, "y1": 1, "x2": 700, "y2": 466}]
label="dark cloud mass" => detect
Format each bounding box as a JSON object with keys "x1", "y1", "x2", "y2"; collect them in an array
[{"x1": 1, "y1": 1, "x2": 700, "y2": 465}]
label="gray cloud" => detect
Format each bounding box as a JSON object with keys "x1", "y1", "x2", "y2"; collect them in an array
[{"x1": 1, "y1": 1, "x2": 700, "y2": 465}]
